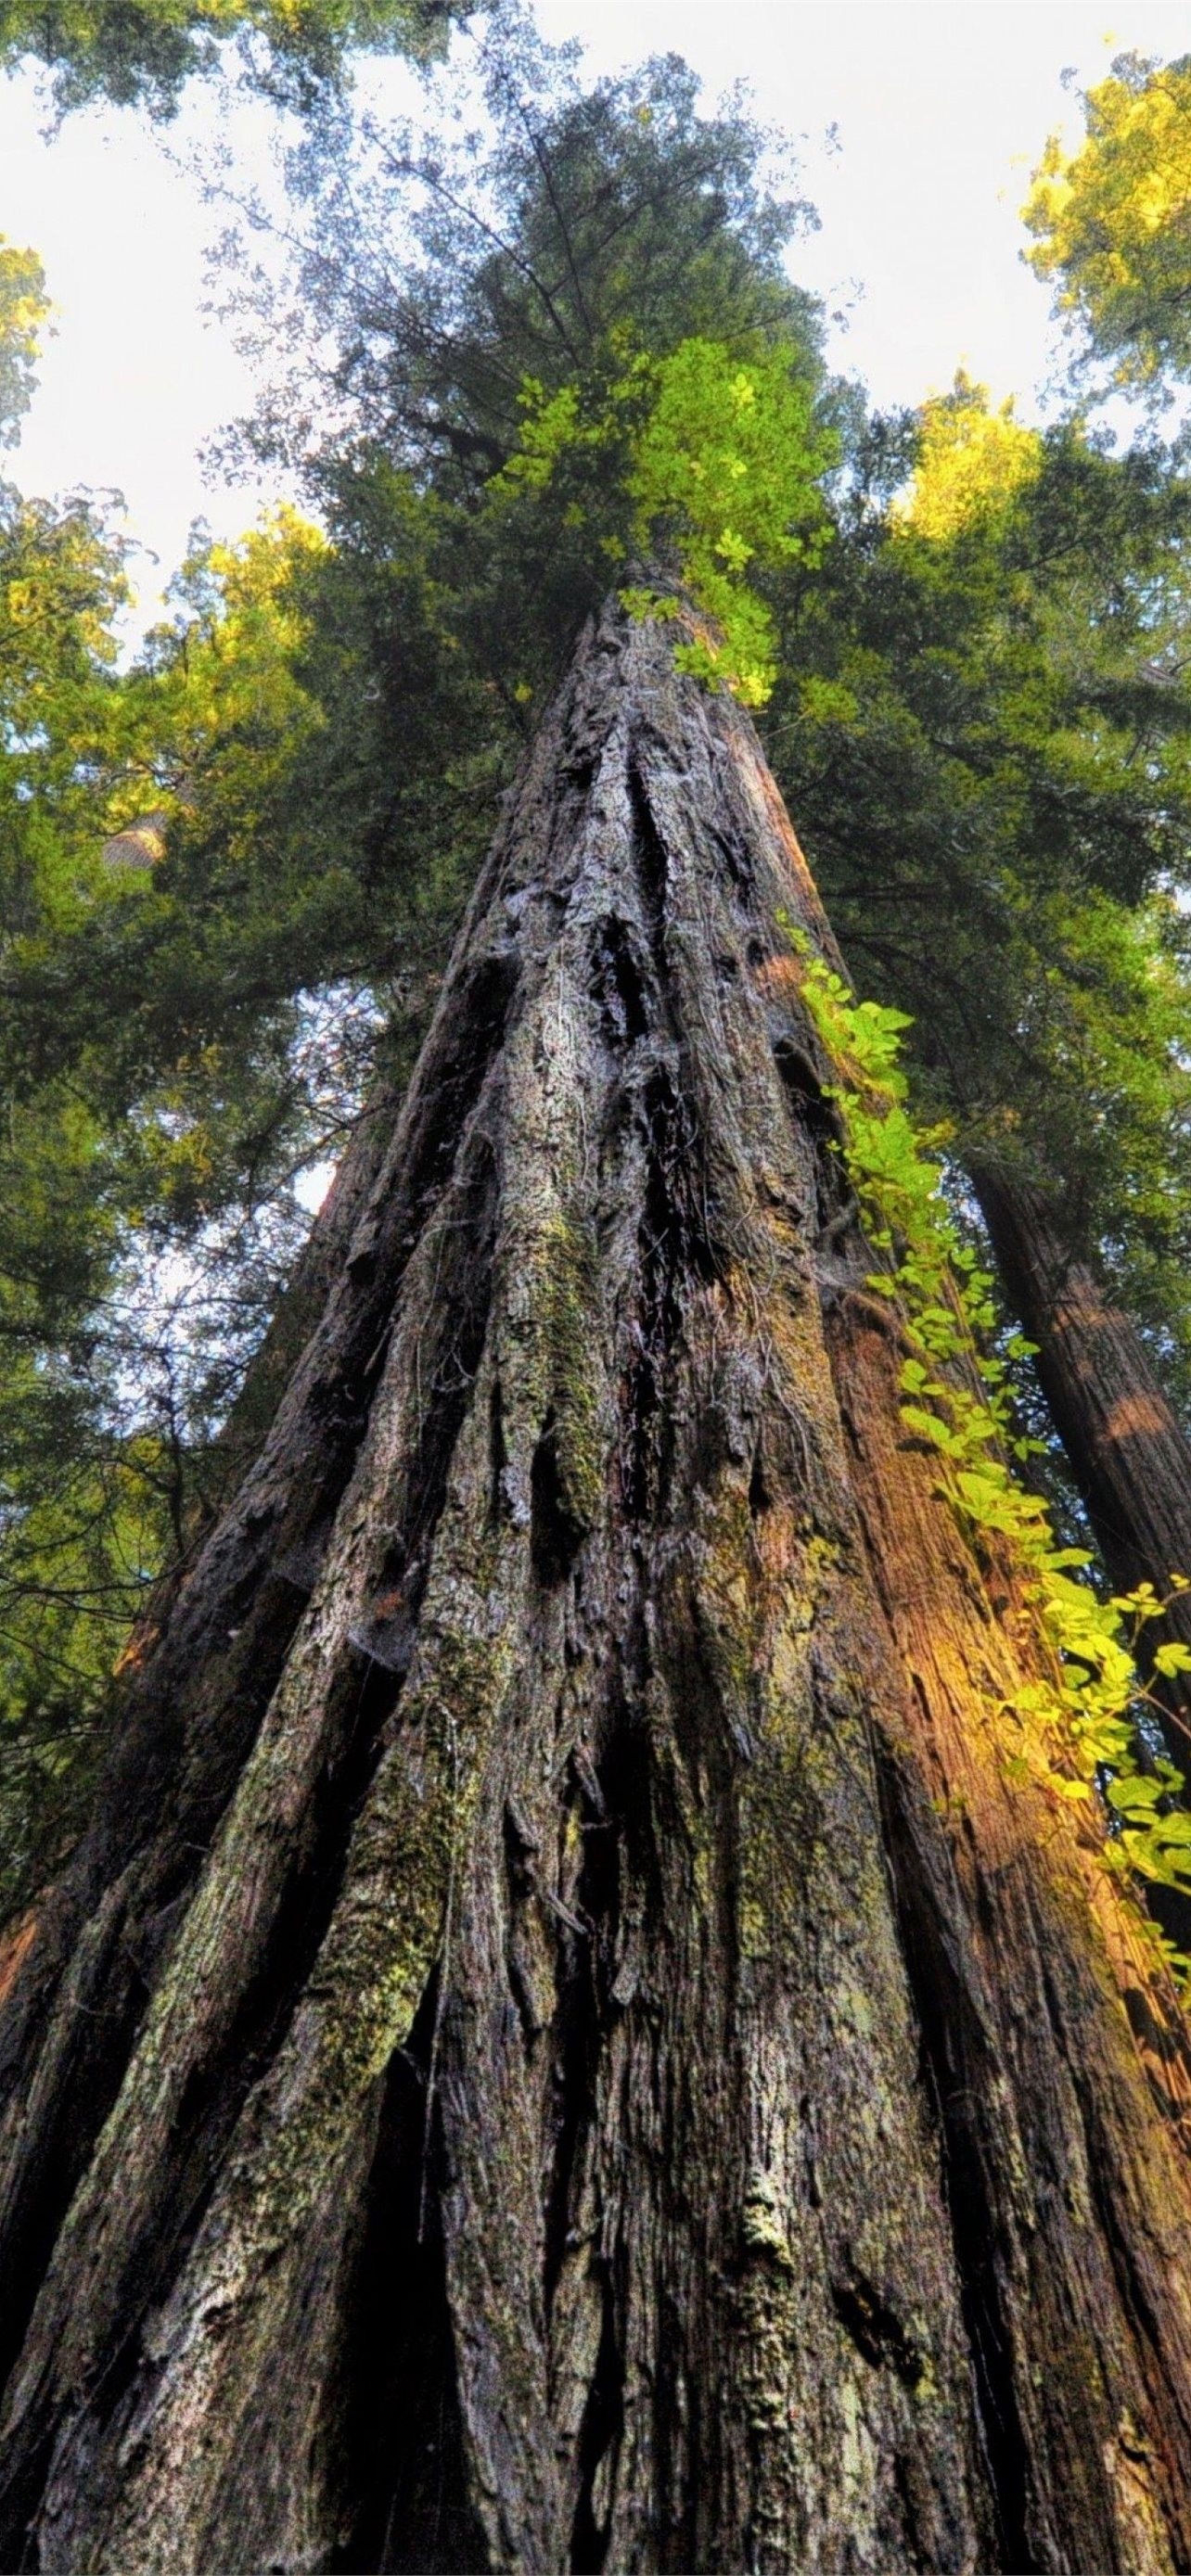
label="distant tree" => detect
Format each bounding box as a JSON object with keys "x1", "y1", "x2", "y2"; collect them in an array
[
  {"x1": 1022, "y1": 48, "x2": 1191, "y2": 402},
  {"x1": 0, "y1": 0, "x2": 457, "y2": 117}
]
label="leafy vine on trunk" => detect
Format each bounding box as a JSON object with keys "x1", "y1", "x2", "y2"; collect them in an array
[{"x1": 794, "y1": 938, "x2": 1191, "y2": 1984}]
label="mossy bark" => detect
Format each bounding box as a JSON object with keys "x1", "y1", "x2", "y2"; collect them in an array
[{"x1": 2, "y1": 603, "x2": 1191, "y2": 2572}]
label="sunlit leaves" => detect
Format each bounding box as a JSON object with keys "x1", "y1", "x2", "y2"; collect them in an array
[
  {"x1": 1023, "y1": 50, "x2": 1191, "y2": 395},
  {"x1": 893, "y1": 371, "x2": 1042, "y2": 544},
  {"x1": 495, "y1": 335, "x2": 834, "y2": 707},
  {"x1": 797, "y1": 936, "x2": 1191, "y2": 1978},
  {"x1": 0, "y1": 237, "x2": 47, "y2": 448},
  {"x1": 625, "y1": 338, "x2": 835, "y2": 701}
]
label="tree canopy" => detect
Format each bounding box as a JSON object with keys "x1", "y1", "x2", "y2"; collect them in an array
[
  {"x1": 1023, "y1": 49, "x2": 1191, "y2": 399},
  {"x1": 766, "y1": 379, "x2": 1191, "y2": 1396},
  {"x1": 0, "y1": 0, "x2": 456, "y2": 114}
]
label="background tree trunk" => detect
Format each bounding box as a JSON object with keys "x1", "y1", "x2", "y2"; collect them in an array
[
  {"x1": 2, "y1": 603, "x2": 1191, "y2": 2574},
  {"x1": 974, "y1": 1167, "x2": 1191, "y2": 1724}
]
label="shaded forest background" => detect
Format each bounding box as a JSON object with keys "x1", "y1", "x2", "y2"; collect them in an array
[{"x1": 5, "y1": 1, "x2": 1191, "y2": 1957}]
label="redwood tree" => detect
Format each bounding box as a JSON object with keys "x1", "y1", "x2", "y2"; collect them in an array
[
  {"x1": 3, "y1": 601, "x2": 1191, "y2": 2574},
  {"x1": 974, "y1": 1168, "x2": 1191, "y2": 1720}
]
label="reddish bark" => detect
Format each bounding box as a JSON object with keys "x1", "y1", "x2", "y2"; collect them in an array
[{"x1": 975, "y1": 1168, "x2": 1191, "y2": 1791}]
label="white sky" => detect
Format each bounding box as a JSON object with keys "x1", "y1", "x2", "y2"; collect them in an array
[{"x1": 1, "y1": 0, "x2": 1189, "y2": 636}]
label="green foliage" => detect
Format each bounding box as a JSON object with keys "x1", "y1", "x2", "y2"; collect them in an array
[
  {"x1": 0, "y1": 238, "x2": 47, "y2": 446},
  {"x1": 763, "y1": 382, "x2": 1191, "y2": 1407},
  {"x1": 795, "y1": 937, "x2": 1191, "y2": 1986},
  {"x1": 224, "y1": 20, "x2": 828, "y2": 698},
  {"x1": 494, "y1": 334, "x2": 834, "y2": 703},
  {"x1": 0, "y1": 0, "x2": 455, "y2": 116},
  {"x1": 1022, "y1": 51, "x2": 1191, "y2": 399},
  {"x1": 624, "y1": 337, "x2": 833, "y2": 701}
]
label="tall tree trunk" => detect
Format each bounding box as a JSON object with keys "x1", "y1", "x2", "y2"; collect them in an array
[
  {"x1": 973, "y1": 1168, "x2": 1191, "y2": 1714},
  {"x1": 3, "y1": 600, "x2": 1191, "y2": 2574}
]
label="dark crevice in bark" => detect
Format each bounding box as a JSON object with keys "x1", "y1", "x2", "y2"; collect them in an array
[
  {"x1": 569, "y1": 2262, "x2": 624, "y2": 2576},
  {"x1": 708, "y1": 812, "x2": 755, "y2": 899},
  {"x1": 396, "y1": 955, "x2": 519, "y2": 1239},
  {"x1": 829, "y1": 2263, "x2": 930, "y2": 2391},
  {"x1": 590, "y1": 914, "x2": 649, "y2": 1050},
  {"x1": 621, "y1": 1065, "x2": 720, "y2": 1527},
  {"x1": 622, "y1": 1078, "x2": 682, "y2": 1524},
  {"x1": 558, "y1": 1714, "x2": 654, "y2": 2573},
  {"x1": 542, "y1": 1747, "x2": 622, "y2": 2318},
  {"x1": 542, "y1": 1919, "x2": 599, "y2": 2331},
  {"x1": 874, "y1": 1743, "x2": 1038, "y2": 2574},
  {"x1": 331, "y1": 2017, "x2": 489, "y2": 2576},
  {"x1": 627, "y1": 754, "x2": 668, "y2": 939},
  {"x1": 772, "y1": 1039, "x2": 847, "y2": 1232},
  {"x1": 0, "y1": 1147, "x2": 500, "y2": 2534},
  {"x1": 488, "y1": 1374, "x2": 509, "y2": 1527},
  {"x1": 531, "y1": 1410, "x2": 587, "y2": 1587}
]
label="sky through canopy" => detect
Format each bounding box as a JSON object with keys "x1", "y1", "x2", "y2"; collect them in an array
[{"x1": 0, "y1": 0, "x2": 1188, "y2": 636}]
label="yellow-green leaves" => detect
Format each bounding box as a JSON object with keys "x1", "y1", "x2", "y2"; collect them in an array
[
  {"x1": 122, "y1": 507, "x2": 328, "y2": 859},
  {"x1": 626, "y1": 338, "x2": 834, "y2": 703},
  {"x1": 496, "y1": 335, "x2": 835, "y2": 707},
  {"x1": 1022, "y1": 51, "x2": 1191, "y2": 392},
  {"x1": 893, "y1": 373, "x2": 1042, "y2": 544},
  {"x1": 0, "y1": 237, "x2": 47, "y2": 449},
  {"x1": 0, "y1": 237, "x2": 46, "y2": 451},
  {"x1": 794, "y1": 934, "x2": 1191, "y2": 1983}
]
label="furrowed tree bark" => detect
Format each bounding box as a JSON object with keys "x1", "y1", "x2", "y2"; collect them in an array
[
  {"x1": 3, "y1": 601, "x2": 1191, "y2": 2573},
  {"x1": 204, "y1": 1085, "x2": 398, "y2": 1508}
]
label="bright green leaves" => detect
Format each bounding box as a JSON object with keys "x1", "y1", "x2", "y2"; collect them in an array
[
  {"x1": 623, "y1": 338, "x2": 835, "y2": 703},
  {"x1": 786, "y1": 956, "x2": 914, "y2": 1098},
  {"x1": 795, "y1": 934, "x2": 1191, "y2": 1983},
  {"x1": 496, "y1": 335, "x2": 836, "y2": 707},
  {"x1": 0, "y1": 246, "x2": 134, "y2": 958}
]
